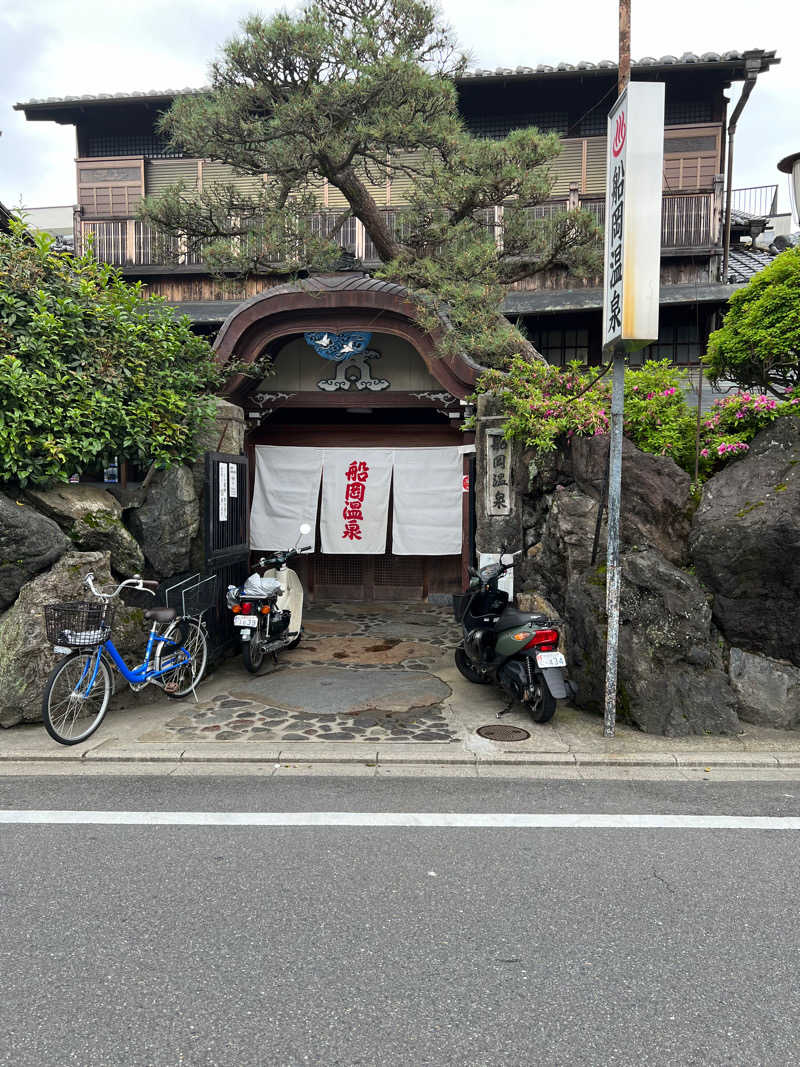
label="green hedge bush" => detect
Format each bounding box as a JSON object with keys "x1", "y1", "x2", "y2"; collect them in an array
[{"x1": 0, "y1": 223, "x2": 222, "y2": 487}]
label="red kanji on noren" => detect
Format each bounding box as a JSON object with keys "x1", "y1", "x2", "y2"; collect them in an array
[
  {"x1": 345, "y1": 482, "x2": 366, "y2": 503},
  {"x1": 346, "y1": 461, "x2": 369, "y2": 482},
  {"x1": 342, "y1": 459, "x2": 369, "y2": 539}
]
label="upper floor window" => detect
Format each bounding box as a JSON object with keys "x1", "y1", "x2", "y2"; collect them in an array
[
  {"x1": 83, "y1": 132, "x2": 184, "y2": 159},
  {"x1": 530, "y1": 327, "x2": 591, "y2": 367}
]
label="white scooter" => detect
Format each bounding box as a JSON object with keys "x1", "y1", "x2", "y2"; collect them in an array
[{"x1": 226, "y1": 523, "x2": 313, "y2": 673}]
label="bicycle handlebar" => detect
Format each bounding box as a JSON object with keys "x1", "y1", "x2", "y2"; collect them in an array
[{"x1": 84, "y1": 572, "x2": 157, "y2": 600}]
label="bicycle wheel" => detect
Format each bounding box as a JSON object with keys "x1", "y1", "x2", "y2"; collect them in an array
[
  {"x1": 42, "y1": 650, "x2": 112, "y2": 745},
  {"x1": 155, "y1": 618, "x2": 208, "y2": 698}
]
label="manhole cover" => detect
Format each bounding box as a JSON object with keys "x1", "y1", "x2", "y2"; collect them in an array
[{"x1": 476, "y1": 724, "x2": 531, "y2": 742}]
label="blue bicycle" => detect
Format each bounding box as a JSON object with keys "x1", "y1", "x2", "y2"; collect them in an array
[{"x1": 42, "y1": 572, "x2": 209, "y2": 745}]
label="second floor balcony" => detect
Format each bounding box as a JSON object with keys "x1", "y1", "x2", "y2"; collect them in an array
[{"x1": 75, "y1": 188, "x2": 723, "y2": 276}]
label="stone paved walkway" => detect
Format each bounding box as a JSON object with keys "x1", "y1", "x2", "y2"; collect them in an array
[{"x1": 141, "y1": 602, "x2": 464, "y2": 744}]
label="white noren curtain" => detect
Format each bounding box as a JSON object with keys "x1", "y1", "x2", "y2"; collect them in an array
[
  {"x1": 250, "y1": 446, "x2": 321, "y2": 552},
  {"x1": 392, "y1": 447, "x2": 462, "y2": 555}
]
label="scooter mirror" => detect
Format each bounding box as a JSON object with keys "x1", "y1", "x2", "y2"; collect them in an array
[{"x1": 299, "y1": 523, "x2": 312, "y2": 536}]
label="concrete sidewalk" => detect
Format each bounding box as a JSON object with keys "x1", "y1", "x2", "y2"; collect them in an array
[
  {"x1": 5, "y1": 601, "x2": 800, "y2": 777},
  {"x1": 5, "y1": 655, "x2": 800, "y2": 774}
]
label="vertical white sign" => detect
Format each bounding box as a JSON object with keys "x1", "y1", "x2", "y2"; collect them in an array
[
  {"x1": 229, "y1": 463, "x2": 238, "y2": 498},
  {"x1": 218, "y1": 461, "x2": 228, "y2": 522},
  {"x1": 602, "y1": 82, "x2": 665, "y2": 351}
]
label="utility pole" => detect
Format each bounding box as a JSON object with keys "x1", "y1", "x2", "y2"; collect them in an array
[
  {"x1": 603, "y1": 0, "x2": 632, "y2": 739},
  {"x1": 618, "y1": 0, "x2": 631, "y2": 96}
]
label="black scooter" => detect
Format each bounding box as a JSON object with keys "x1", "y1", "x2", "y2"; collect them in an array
[{"x1": 454, "y1": 553, "x2": 569, "y2": 723}]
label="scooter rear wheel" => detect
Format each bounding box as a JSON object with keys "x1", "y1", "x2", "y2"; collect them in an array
[
  {"x1": 454, "y1": 647, "x2": 491, "y2": 684},
  {"x1": 243, "y1": 632, "x2": 266, "y2": 673},
  {"x1": 527, "y1": 679, "x2": 557, "y2": 723}
]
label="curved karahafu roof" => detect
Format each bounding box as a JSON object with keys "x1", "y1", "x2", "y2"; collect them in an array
[{"x1": 212, "y1": 272, "x2": 483, "y2": 402}]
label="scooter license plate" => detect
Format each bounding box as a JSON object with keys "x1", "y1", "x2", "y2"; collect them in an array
[
  {"x1": 536, "y1": 651, "x2": 566, "y2": 668},
  {"x1": 234, "y1": 616, "x2": 258, "y2": 628}
]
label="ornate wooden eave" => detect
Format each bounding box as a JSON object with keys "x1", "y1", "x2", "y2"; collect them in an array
[{"x1": 212, "y1": 273, "x2": 483, "y2": 406}]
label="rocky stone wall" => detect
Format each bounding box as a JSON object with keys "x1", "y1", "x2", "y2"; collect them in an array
[
  {"x1": 0, "y1": 397, "x2": 245, "y2": 728},
  {"x1": 473, "y1": 407, "x2": 800, "y2": 735}
]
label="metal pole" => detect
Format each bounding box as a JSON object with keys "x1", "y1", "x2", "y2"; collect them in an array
[
  {"x1": 602, "y1": 0, "x2": 632, "y2": 740},
  {"x1": 721, "y1": 128, "x2": 737, "y2": 284},
  {"x1": 694, "y1": 320, "x2": 704, "y2": 484},
  {"x1": 721, "y1": 64, "x2": 759, "y2": 283},
  {"x1": 603, "y1": 347, "x2": 625, "y2": 738}
]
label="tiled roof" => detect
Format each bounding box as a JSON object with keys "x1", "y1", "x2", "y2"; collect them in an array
[
  {"x1": 15, "y1": 49, "x2": 778, "y2": 110},
  {"x1": 460, "y1": 50, "x2": 777, "y2": 80},
  {"x1": 727, "y1": 247, "x2": 777, "y2": 284}
]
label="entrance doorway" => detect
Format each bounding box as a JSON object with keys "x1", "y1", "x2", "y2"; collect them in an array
[{"x1": 247, "y1": 409, "x2": 469, "y2": 602}]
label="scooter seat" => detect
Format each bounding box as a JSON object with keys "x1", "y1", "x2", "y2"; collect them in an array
[{"x1": 497, "y1": 607, "x2": 549, "y2": 630}]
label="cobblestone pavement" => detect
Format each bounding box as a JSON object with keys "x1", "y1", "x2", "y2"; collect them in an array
[
  {"x1": 148, "y1": 602, "x2": 464, "y2": 744},
  {"x1": 287, "y1": 602, "x2": 462, "y2": 671}
]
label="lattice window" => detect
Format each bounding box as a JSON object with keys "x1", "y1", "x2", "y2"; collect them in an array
[
  {"x1": 465, "y1": 113, "x2": 569, "y2": 139},
  {"x1": 634, "y1": 321, "x2": 701, "y2": 366},
  {"x1": 530, "y1": 327, "x2": 591, "y2": 368},
  {"x1": 315, "y1": 556, "x2": 363, "y2": 585},
  {"x1": 665, "y1": 100, "x2": 713, "y2": 126},
  {"x1": 374, "y1": 557, "x2": 424, "y2": 586},
  {"x1": 84, "y1": 133, "x2": 184, "y2": 159}
]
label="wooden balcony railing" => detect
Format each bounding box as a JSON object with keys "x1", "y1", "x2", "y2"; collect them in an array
[{"x1": 76, "y1": 192, "x2": 719, "y2": 268}]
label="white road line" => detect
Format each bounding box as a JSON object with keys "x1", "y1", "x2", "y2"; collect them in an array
[{"x1": 1, "y1": 811, "x2": 800, "y2": 829}]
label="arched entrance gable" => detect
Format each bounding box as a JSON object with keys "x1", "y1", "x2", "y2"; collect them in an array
[{"x1": 213, "y1": 273, "x2": 481, "y2": 405}]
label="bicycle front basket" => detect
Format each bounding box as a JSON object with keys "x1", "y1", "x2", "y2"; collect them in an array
[{"x1": 44, "y1": 602, "x2": 115, "y2": 648}]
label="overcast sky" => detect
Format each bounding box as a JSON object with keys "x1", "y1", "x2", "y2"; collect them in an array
[{"x1": 1, "y1": 0, "x2": 797, "y2": 212}]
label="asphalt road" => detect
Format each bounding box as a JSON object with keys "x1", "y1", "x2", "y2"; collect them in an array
[{"x1": 2, "y1": 776, "x2": 800, "y2": 1067}]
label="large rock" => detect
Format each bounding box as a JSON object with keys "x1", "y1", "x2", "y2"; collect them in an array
[
  {"x1": 729, "y1": 648, "x2": 800, "y2": 729},
  {"x1": 25, "y1": 485, "x2": 144, "y2": 577},
  {"x1": 569, "y1": 435, "x2": 693, "y2": 566},
  {"x1": 0, "y1": 493, "x2": 70, "y2": 610},
  {"x1": 190, "y1": 397, "x2": 246, "y2": 496},
  {"x1": 690, "y1": 418, "x2": 800, "y2": 666},
  {"x1": 127, "y1": 465, "x2": 200, "y2": 577},
  {"x1": 526, "y1": 486, "x2": 603, "y2": 612},
  {"x1": 566, "y1": 547, "x2": 741, "y2": 736},
  {"x1": 0, "y1": 551, "x2": 147, "y2": 726}
]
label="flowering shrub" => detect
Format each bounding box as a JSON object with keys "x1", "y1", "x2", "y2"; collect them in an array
[{"x1": 479, "y1": 357, "x2": 800, "y2": 482}]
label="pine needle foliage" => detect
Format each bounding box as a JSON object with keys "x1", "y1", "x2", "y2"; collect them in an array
[{"x1": 139, "y1": 0, "x2": 601, "y2": 368}]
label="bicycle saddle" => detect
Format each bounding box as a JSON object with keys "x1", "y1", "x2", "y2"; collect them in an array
[{"x1": 144, "y1": 607, "x2": 177, "y2": 623}]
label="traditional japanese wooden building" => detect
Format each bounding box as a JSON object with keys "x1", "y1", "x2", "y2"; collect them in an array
[{"x1": 15, "y1": 49, "x2": 779, "y2": 599}]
